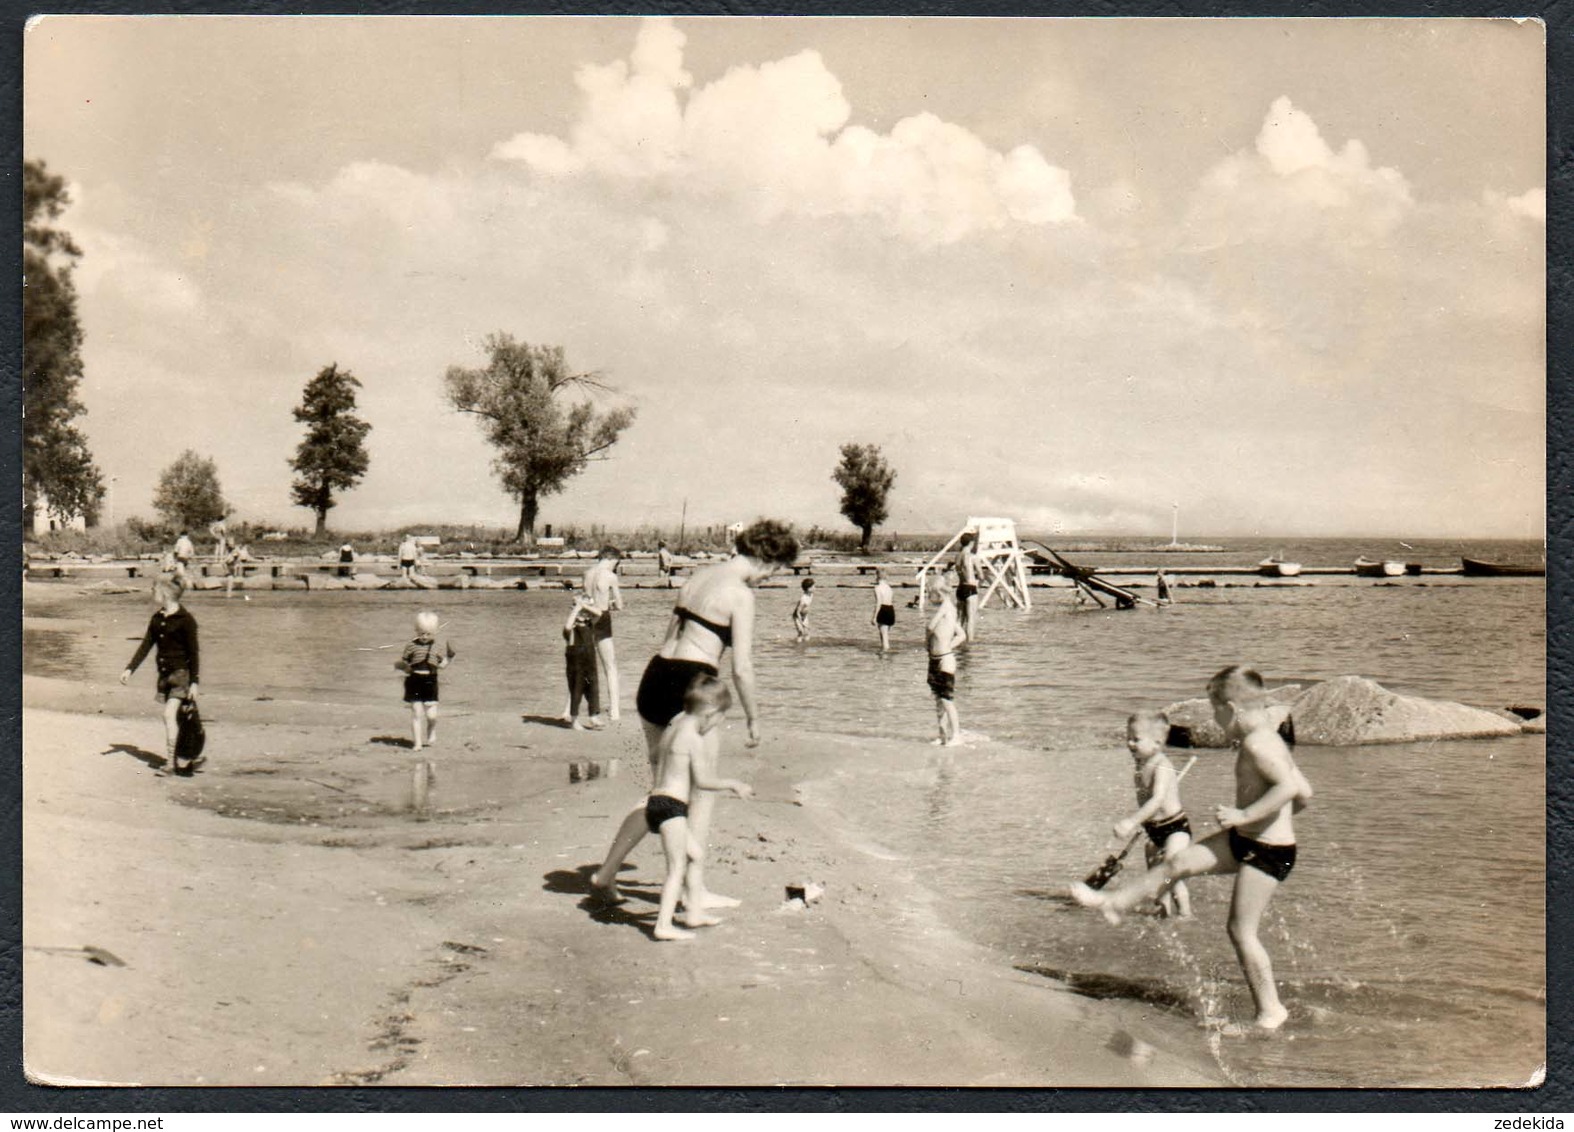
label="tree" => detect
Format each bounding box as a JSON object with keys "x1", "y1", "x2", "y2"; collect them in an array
[
  {"x1": 154, "y1": 451, "x2": 230, "y2": 532},
  {"x1": 289, "y1": 363, "x2": 371, "y2": 536},
  {"x1": 24, "y1": 159, "x2": 105, "y2": 527},
  {"x1": 832, "y1": 442, "x2": 897, "y2": 552},
  {"x1": 445, "y1": 334, "x2": 636, "y2": 540}
]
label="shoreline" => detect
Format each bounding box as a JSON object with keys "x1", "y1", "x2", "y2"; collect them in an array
[{"x1": 23, "y1": 672, "x2": 1224, "y2": 1088}]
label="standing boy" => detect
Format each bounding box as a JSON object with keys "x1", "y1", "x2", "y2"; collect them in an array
[
  {"x1": 582, "y1": 547, "x2": 625, "y2": 719},
  {"x1": 954, "y1": 531, "x2": 980, "y2": 640},
  {"x1": 643, "y1": 675, "x2": 753, "y2": 941},
  {"x1": 792, "y1": 578, "x2": 815, "y2": 641},
  {"x1": 871, "y1": 568, "x2": 896, "y2": 652},
  {"x1": 926, "y1": 571, "x2": 967, "y2": 746},
  {"x1": 1072, "y1": 666, "x2": 1312, "y2": 1032},
  {"x1": 121, "y1": 579, "x2": 200, "y2": 771},
  {"x1": 397, "y1": 611, "x2": 453, "y2": 751},
  {"x1": 562, "y1": 591, "x2": 604, "y2": 729}
]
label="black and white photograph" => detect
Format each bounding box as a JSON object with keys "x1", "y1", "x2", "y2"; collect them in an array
[{"x1": 20, "y1": 15, "x2": 1546, "y2": 1089}]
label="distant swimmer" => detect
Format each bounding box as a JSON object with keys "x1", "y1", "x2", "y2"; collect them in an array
[
  {"x1": 792, "y1": 578, "x2": 814, "y2": 641},
  {"x1": 397, "y1": 535, "x2": 420, "y2": 581},
  {"x1": 656, "y1": 540, "x2": 675, "y2": 583},
  {"x1": 338, "y1": 541, "x2": 356, "y2": 578},
  {"x1": 120, "y1": 578, "x2": 200, "y2": 773},
  {"x1": 1073, "y1": 666, "x2": 1313, "y2": 1033},
  {"x1": 954, "y1": 531, "x2": 980, "y2": 641},
  {"x1": 1155, "y1": 569, "x2": 1173, "y2": 605},
  {"x1": 643, "y1": 675, "x2": 753, "y2": 941},
  {"x1": 871, "y1": 567, "x2": 896, "y2": 652},
  {"x1": 582, "y1": 546, "x2": 625, "y2": 720},
  {"x1": 926, "y1": 570, "x2": 966, "y2": 746},
  {"x1": 591, "y1": 519, "x2": 799, "y2": 909}
]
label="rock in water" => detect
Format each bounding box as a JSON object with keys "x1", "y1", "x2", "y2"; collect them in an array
[
  {"x1": 1164, "y1": 685, "x2": 1301, "y2": 749},
  {"x1": 1287, "y1": 676, "x2": 1522, "y2": 745}
]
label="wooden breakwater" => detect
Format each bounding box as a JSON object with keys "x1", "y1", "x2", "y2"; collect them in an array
[{"x1": 24, "y1": 552, "x2": 1482, "y2": 592}]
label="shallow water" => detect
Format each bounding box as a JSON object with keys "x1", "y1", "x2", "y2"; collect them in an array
[{"x1": 29, "y1": 537, "x2": 1546, "y2": 1087}]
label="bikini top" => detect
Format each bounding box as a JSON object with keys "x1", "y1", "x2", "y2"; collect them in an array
[{"x1": 675, "y1": 605, "x2": 733, "y2": 648}]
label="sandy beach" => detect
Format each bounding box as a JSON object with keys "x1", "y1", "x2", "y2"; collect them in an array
[{"x1": 22, "y1": 587, "x2": 1222, "y2": 1087}]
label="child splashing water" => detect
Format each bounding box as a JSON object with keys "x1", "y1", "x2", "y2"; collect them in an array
[
  {"x1": 1113, "y1": 710, "x2": 1193, "y2": 919},
  {"x1": 1073, "y1": 666, "x2": 1311, "y2": 1032}
]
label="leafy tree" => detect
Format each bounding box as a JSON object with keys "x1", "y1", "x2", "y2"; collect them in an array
[
  {"x1": 445, "y1": 334, "x2": 636, "y2": 541},
  {"x1": 289, "y1": 363, "x2": 371, "y2": 536},
  {"x1": 154, "y1": 451, "x2": 230, "y2": 532},
  {"x1": 23, "y1": 159, "x2": 105, "y2": 526},
  {"x1": 832, "y1": 442, "x2": 897, "y2": 552}
]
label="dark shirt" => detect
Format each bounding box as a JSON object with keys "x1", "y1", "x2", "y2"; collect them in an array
[
  {"x1": 564, "y1": 617, "x2": 597, "y2": 655},
  {"x1": 127, "y1": 607, "x2": 200, "y2": 681}
]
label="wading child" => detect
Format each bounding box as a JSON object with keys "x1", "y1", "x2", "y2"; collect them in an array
[
  {"x1": 645, "y1": 675, "x2": 753, "y2": 940},
  {"x1": 1073, "y1": 666, "x2": 1313, "y2": 1032},
  {"x1": 792, "y1": 578, "x2": 815, "y2": 641},
  {"x1": 926, "y1": 573, "x2": 966, "y2": 745},
  {"x1": 120, "y1": 579, "x2": 200, "y2": 771},
  {"x1": 562, "y1": 592, "x2": 603, "y2": 730},
  {"x1": 396, "y1": 611, "x2": 453, "y2": 751},
  {"x1": 1113, "y1": 710, "x2": 1192, "y2": 919},
  {"x1": 871, "y1": 568, "x2": 896, "y2": 652}
]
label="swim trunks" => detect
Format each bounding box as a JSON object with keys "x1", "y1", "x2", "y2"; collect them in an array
[
  {"x1": 1228, "y1": 828, "x2": 1296, "y2": 882},
  {"x1": 404, "y1": 670, "x2": 439, "y2": 703},
  {"x1": 156, "y1": 667, "x2": 192, "y2": 703},
  {"x1": 645, "y1": 793, "x2": 689, "y2": 833},
  {"x1": 956, "y1": 583, "x2": 978, "y2": 601},
  {"x1": 400, "y1": 559, "x2": 416, "y2": 569},
  {"x1": 927, "y1": 656, "x2": 955, "y2": 700},
  {"x1": 876, "y1": 604, "x2": 896, "y2": 627},
  {"x1": 636, "y1": 655, "x2": 719, "y2": 727},
  {"x1": 593, "y1": 610, "x2": 613, "y2": 642},
  {"x1": 1143, "y1": 812, "x2": 1192, "y2": 847}
]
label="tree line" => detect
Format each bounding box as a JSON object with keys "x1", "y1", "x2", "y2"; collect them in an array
[{"x1": 25, "y1": 157, "x2": 901, "y2": 548}]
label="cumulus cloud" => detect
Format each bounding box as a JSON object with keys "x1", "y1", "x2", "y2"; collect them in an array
[
  {"x1": 1489, "y1": 185, "x2": 1546, "y2": 223},
  {"x1": 1189, "y1": 96, "x2": 1413, "y2": 246},
  {"x1": 491, "y1": 17, "x2": 1076, "y2": 244}
]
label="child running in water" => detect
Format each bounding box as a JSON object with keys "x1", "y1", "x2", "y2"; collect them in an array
[
  {"x1": 645, "y1": 675, "x2": 753, "y2": 940},
  {"x1": 1114, "y1": 710, "x2": 1192, "y2": 919},
  {"x1": 396, "y1": 611, "x2": 453, "y2": 751},
  {"x1": 792, "y1": 578, "x2": 814, "y2": 641},
  {"x1": 1073, "y1": 666, "x2": 1312, "y2": 1032},
  {"x1": 926, "y1": 572, "x2": 966, "y2": 745}
]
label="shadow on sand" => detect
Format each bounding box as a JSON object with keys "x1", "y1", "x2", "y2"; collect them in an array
[
  {"x1": 544, "y1": 864, "x2": 662, "y2": 938},
  {"x1": 369, "y1": 735, "x2": 415, "y2": 748},
  {"x1": 520, "y1": 714, "x2": 573, "y2": 729},
  {"x1": 102, "y1": 743, "x2": 167, "y2": 772}
]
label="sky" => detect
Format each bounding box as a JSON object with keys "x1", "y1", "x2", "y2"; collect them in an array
[{"x1": 23, "y1": 16, "x2": 1546, "y2": 539}]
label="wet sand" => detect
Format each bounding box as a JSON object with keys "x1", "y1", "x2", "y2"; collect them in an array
[{"x1": 23, "y1": 586, "x2": 1222, "y2": 1088}]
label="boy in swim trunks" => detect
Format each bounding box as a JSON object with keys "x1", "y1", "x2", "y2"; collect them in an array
[
  {"x1": 582, "y1": 546, "x2": 625, "y2": 719},
  {"x1": 645, "y1": 675, "x2": 753, "y2": 941},
  {"x1": 926, "y1": 573, "x2": 966, "y2": 746},
  {"x1": 871, "y1": 568, "x2": 896, "y2": 652},
  {"x1": 1072, "y1": 666, "x2": 1313, "y2": 1031},
  {"x1": 1113, "y1": 710, "x2": 1192, "y2": 919},
  {"x1": 792, "y1": 578, "x2": 814, "y2": 641},
  {"x1": 396, "y1": 611, "x2": 453, "y2": 750},
  {"x1": 954, "y1": 531, "x2": 980, "y2": 641}
]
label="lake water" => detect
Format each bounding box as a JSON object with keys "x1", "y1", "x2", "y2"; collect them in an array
[{"x1": 26, "y1": 537, "x2": 1546, "y2": 1087}]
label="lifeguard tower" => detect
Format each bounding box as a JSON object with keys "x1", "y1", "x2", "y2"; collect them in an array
[{"x1": 916, "y1": 517, "x2": 1033, "y2": 612}]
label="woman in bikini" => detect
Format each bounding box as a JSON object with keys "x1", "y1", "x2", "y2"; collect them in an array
[{"x1": 590, "y1": 518, "x2": 799, "y2": 908}]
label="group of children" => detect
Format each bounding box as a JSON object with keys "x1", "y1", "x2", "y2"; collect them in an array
[{"x1": 116, "y1": 537, "x2": 1314, "y2": 1030}]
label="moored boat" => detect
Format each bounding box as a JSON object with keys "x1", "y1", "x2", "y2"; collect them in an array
[
  {"x1": 1258, "y1": 555, "x2": 1303, "y2": 578},
  {"x1": 1461, "y1": 557, "x2": 1546, "y2": 578},
  {"x1": 1353, "y1": 557, "x2": 1386, "y2": 578}
]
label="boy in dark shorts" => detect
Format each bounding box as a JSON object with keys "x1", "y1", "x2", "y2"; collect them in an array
[
  {"x1": 1113, "y1": 709, "x2": 1193, "y2": 919},
  {"x1": 925, "y1": 572, "x2": 966, "y2": 746},
  {"x1": 120, "y1": 578, "x2": 200, "y2": 771},
  {"x1": 396, "y1": 611, "x2": 453, "y2": 750},
  {"x1": 1073, "y1": 666, "x2": 1312, "y2": 1032},
  {"x1": 644, "y1": 675, "x2": 753, "y2": 941},
  {"x1": 871, "y1": 568, "x2": 896, "y2": 652}
]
